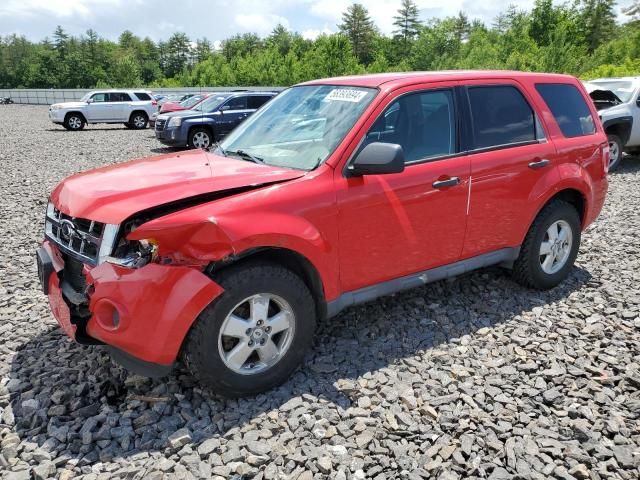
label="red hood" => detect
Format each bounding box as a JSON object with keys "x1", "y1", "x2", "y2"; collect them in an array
[
  {"x1": 51, "y1": 149, "x2": 306, "y2": 224},
  {"x1": 160, "y1": 101, "x2": 187, "y2": 113}
]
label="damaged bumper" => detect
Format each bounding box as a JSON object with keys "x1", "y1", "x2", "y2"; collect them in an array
[{"x1": 37, "y1": 240, "x2": 224, "y2": 375}]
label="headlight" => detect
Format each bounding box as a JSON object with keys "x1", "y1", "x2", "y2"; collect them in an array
[
  {"x1": 50, "y1": 105, "x2": 60, "y2": 110},
  {"x1": 106, "y1": 239, "x2": 158, "y2": 269},
  {"x1": 167, "y1": 116, "x2": 182, "y2": 127}
]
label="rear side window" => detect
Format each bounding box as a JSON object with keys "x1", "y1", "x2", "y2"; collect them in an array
[
  {"x1": 535, "y1": 83, "x2": 596, "y2": 137},
  {"x1": 108, "y1": 92, "x2": 132, "y2": 102},
  {"x1": 468, "y1": 85, "x2": 536, "y2": 149},
  {"x1": 134, "y1": 92, "x2": 152, "y2": 101},
  {"x1": 248, "y1": 95, "x2": 272, "y2": 109}
]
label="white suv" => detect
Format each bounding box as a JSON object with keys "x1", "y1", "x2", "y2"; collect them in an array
[{"x1": 49, "y1": 90, "x2": 156, "y2": 131}]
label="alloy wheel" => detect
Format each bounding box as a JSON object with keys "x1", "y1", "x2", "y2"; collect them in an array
[
  {"x1": 68, "y1": 117, "x2": 82, "y2": 129},
  {"x1": 609, "y1": 140, "x2": 620, "y2": 168},
  {"x1": 192, "y1": 131, "x2": 211, "y2": 149},
  {"x1": 539, "y1": 219, "x2": 573, "y2": 274},
  {"x1": 218, "y1": 293, "x2": 296, "y2": 375},
  {"x1": 133, "y1": 115, "x2": 146, "y2": 128}
]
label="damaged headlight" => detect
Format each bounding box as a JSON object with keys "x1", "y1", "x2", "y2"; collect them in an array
[{"x1": 106, "y1": 238, "x2": 158, "y2": 269}]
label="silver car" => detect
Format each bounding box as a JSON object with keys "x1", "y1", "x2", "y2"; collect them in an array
[{"x1": 49, "y1": 90, "x2": 156, "y2": 131}]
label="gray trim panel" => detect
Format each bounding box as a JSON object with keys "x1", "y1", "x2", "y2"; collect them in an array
[{"x1": 327, "y1": 247, "x2": 520, "y2": 318}]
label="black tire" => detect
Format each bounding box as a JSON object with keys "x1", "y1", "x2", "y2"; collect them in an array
[
  {"x1": 124, "y1": 122, "x2": 132, "y2": 129},
  {"x1": 189, "y1": 127, "x2": 213, "y2": 149},
  {"x1": 607, "y1": 134, "x2": 623, "y2": 171},
  {"x1": 64, "y1": 113, "x2": 85, "y2": 131},
  {"x1": 183, "y1": 262, "x2": 316, "y2": 397},
  {"x1": 512, "y1": 200, "x2": 581, "y2": 290},
  {"x1": 129, "y1": 112, "x2": 148, "y2": 129}
]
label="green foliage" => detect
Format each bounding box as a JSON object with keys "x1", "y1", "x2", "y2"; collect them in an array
[{"x1": 1, "y1": 1, "x2": 639, "y2": 89}]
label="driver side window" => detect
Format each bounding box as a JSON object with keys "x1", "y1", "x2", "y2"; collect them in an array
[
  {"x1": 364, "y1": 89, "x2": 457, "y2": 163},
  {"x1": 91, "y1": 93, "x2": 106, "y2": 103}
]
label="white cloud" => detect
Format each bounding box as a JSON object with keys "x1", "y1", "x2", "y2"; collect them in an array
[
  {"x1": 301, "y1": 25, "x2": 334, "y2": 40},
  {"x1": 234, "y1": 13, "x2": 290, "y2": 35},
  {"x1": 0, "y1": 0, "x2": 123, "y2": 18}
]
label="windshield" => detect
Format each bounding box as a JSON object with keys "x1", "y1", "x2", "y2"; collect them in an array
[
  {"x1": 194, "y1": 94, "x2": 230, "y2": 113},
  {"x1": 590, "y1": 81, "x2": 636, "y2": 102},
  {"x1": 79, "y1": 92, "x2": 92, "y2": 102},
  {"x1": 219, "y1": 85, "x2": 377, "y2": 170},
  {"x1": 181, "y1": 95, "x2": 204, "y2": 108}
]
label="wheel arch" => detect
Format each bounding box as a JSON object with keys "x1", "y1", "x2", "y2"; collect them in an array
[
  {"x1": 603, "y1": 116, "x2": 633, "y2": 146},
  {"x1": 188, "y1": 123, "x2": 215, "y2": 143},
  {"x1": 207, "y1": 246, "x2": 328, "y2": 321},
  {"x1": 64, "y1": 111, "x2": 87, "y2": 123},
  {"x1": 129, "y1": 109, "x2": 148, "y2": 121}
]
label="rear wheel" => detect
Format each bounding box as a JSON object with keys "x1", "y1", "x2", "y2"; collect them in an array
[
  {"x1": 183, "y1": 263, "x2": 316, "y2": 397},
  {"x1": 607, "y1": 134, "x2": 623, "y2": 171},
  {"x1": 129, "y1": 112, "x2": 148, "y2": 129},
  {"x1": 512, "y1": 200, "x2": 581, "y2": 290},
  {"x1": 189, "y1": 128, "x2": 212, "y2": 149},
  {"x1": 64, "y1": 113, "x2": 85, "y2": 131}
]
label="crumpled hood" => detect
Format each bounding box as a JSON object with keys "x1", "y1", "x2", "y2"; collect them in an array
[{"x1": 50, "y1": 149, "x2": 306, "y2": 224}]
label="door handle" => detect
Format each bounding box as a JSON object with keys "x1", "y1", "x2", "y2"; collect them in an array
[
  {"x1": 432, "y1": 177, "x2": 460, "y2": 189},
  {"x1": 528, "y1": 159, "x2": 550, "y2": 169}
]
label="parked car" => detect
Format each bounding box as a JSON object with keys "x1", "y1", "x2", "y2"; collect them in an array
[
  {"x1": 0, "y1": 96, "x2": 13, "y2": 104},
  {"x1": 157, "y1": 93, "x2": 194, "y2": 108},
  {"x1": 37, "y1": 71, "x2": 608, "y2": 397},
  {"x1": 149, "y1": 94, "x2": 210, "y2": 127},
  {"x1": 155, "y1": 91, "x2": 276, "y2": 148},
  {"x1": 49, "y1": 90, "x2": 156, "y2": 131},
  {"x1": 584, "y1": 78, "x2": 640, "y2": 170}
]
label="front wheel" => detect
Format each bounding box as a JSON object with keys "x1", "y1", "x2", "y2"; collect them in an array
[
  {"x1": 512, "y1": 200, "x2": 581, "y2": 290},
  {"x1": 64, "y1": 113, "x2": 85, "y2": 131},
  {"x1": 183, "y1": 263, "x2": 316, "y2": 397},
  {"x1": 189, "y1": 128, "x2": 212, "y2": 149},
  {"x1": 607, "y1": 134, "x2": 623, "y2": 171}
]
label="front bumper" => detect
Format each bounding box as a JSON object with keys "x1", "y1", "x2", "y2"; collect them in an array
[
  {"x1": 48, "y1": 109, "x2": 64, "y2": 123},
  {"x1": 155, "y1": 126, "x2": 187, "y2": 146},
  {"x1": 37, "y1": 240, "x2": 224, "y2": 371}
]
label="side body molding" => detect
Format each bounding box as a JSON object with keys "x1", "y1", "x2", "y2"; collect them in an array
[{"x1": 326, "y1": 247, "x2": 520, "y2": 318}]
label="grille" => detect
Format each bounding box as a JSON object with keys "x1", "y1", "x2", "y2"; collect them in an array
[
  {"x1": 45, "y1": 205, "x2": 112, "y2": 265},
  {"x1": 155, "y1": 118, "x2": 166, "y2": 130},
  {"x1": 63, "y1": 256, "x2": 87, "y2": 292}
]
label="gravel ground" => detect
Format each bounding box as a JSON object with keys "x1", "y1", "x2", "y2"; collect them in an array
[{"x1": 0, "y1": 104, "x2": 639, "y2": 480}]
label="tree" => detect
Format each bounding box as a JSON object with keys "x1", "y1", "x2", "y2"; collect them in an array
[
  {"x1": 579, "y1": 0, "x2": 617, "y2": 52},
  {"x1": 338, "y1": 3, "x2": 377, "y2": 64},
  {"x1": 164, "y1": 32, "x2": 191, "y2": 77},
  {"x1": 392, "y1": 0, "x2": 421, "y2": 55}
]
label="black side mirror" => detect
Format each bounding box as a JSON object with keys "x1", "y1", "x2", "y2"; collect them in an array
[{"x1": 347, "y1": 142, "x2": 405, "y2": 176}]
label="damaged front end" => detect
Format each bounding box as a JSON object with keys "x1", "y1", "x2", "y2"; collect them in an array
[{"x1": 37, "y1": 202, "x2": 226, "y2": 374}]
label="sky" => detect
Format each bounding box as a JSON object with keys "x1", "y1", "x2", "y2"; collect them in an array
[{"x1": 0, "y1": 0, "x2": 636, "y2": 44}]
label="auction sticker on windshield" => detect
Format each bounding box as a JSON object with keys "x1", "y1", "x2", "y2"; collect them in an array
[{"x1": 325, "y1": 89, "x2": 368, "y2": 102}]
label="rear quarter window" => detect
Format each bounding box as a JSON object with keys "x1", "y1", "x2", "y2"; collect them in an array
[
  {"x1": 535, "y1": 83, "x2": 596, "y2": 137},
  {"x1": 134, "y1": 92, "x2": 152, "y2": 101}
]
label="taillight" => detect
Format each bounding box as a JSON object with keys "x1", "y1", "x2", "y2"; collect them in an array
[
  {"x1": 152, "y1": 100, "x2": 157, "y2": 106},
  {"x1": 602, "y1": 143, "x2": 610, "y2": 174}
]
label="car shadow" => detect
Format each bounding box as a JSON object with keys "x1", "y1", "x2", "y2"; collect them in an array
[
  {"x1": 613, "y1": 154, "x2": 640, "y2": 174},
  {"x1": 8, "y1": 265, "x2": 592, "y2": 463},
  {"x1": 44, "y1": 127, "x2": 151, "y2": 132}
]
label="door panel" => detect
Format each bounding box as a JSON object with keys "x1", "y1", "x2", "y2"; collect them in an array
[
  {"x1": 335, "y1": 84, "x2": 470, "y2": 293},
  {"x1": 461, "y1": 81, "x2": 559, "y2": 257},
  {"x1": 87, "y1": 93, "x2": 117, "y2": 121}
]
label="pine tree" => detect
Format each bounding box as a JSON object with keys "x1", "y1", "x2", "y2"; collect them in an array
[
  {"x1": 338, "y1": 3, "x2": 377, "y2": 64},
  {"x1": 580, "y1": 0, "x2": 617, "y2": 52},
  {"x1": 392, "y1": 0, "x2": 421, "y2": 53}
]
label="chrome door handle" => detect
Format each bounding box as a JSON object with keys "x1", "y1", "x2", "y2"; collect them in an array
[
  {"x1": 528, "y1": 159, "x2": 550, "y2": 169},
  {"x1": 432, "y1": 177, "x2": 461, "y2": 188}
]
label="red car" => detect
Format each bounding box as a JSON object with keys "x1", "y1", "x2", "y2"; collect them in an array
[
  {"x1": 159, "y1": 93, "x2": 209, "y2": 114},
  {"x1": 37, "y1": 71, "x2": 608, "y2": 397}
]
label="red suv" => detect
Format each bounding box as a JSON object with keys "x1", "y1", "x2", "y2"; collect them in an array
[{"x1": 37, "y1": 71, "x2": 608, "y2": 397}]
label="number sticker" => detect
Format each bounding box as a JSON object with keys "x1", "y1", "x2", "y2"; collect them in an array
[{"x1": 325, "y1": 89, "x2": 368, "y2": 103}]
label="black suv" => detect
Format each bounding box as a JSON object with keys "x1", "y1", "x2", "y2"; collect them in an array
[{"x1": 154, "y1": 91, "x2": 277, "y2": 148}]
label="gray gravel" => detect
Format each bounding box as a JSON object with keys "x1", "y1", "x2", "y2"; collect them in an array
[{"x1": 1, "y1": 104, "x2": 639, "y2": 479}]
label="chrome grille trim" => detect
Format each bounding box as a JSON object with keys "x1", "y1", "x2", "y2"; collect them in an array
[
  {"x1": 45, "y1": 202, "x2": 119, "y2": 265},
  {"x1": 155, "y1": 118, "x2": 166, "y2": 130}
]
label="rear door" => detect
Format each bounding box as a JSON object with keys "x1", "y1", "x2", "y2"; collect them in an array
[
  {"x1": 109, "y1": 92, "x2": 132, "y2": 121},
  {"x1": 460, "y1": 81, "x2": 559, "y2": 258}
]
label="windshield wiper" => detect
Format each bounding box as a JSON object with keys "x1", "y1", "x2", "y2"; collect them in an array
[{"x1": 227, "y1": 149, "x2": 265, "y2": 164}]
